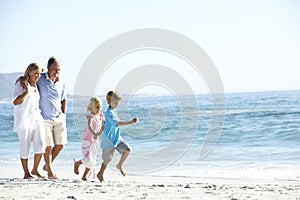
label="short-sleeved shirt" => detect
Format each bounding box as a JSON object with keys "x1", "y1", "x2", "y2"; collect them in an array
[
  {"x1": 101, "y1": 107, "x2": 124, "y2": 149},
  {"x1": 37, "y1": 72, "x2": 67, "y2": 120}
]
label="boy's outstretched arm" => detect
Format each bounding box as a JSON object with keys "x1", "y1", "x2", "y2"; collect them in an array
[{"x1": 117, "y1": 118, "x2": 139, "y2": 126}]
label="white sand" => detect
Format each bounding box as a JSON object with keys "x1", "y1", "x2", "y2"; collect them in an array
[{"x1": 1, "y1": 167, "x2": 300, "y2": 200}]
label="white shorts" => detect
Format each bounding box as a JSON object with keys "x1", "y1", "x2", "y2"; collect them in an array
[
  {"x1": 18, "y1": 122, "x2": 46, "y2": 159},
  {"x1": 44, "y1": 113, "x2": 67, "y2": 146}
]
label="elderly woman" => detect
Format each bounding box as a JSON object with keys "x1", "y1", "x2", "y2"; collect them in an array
[{"x1": 12, "y1": 63, "x2": 46, "y2": 179}]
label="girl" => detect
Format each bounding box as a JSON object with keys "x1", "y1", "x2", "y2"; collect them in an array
[{"x1": 74, "y1": 97, "x2": 105, "y2": 181}]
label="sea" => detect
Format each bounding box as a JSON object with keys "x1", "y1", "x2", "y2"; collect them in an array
[{"x1": 1, "y1": 90, "x2": 299, "y2": 181}]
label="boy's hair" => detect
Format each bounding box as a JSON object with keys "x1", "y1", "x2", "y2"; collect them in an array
[
  {"x1": 47, "y1": 56, "x2": 60, "y2": 68},
  {"x1": 87, "y1": 97, "x2": 102, "y2": 112},
  {"x1": 106, "y1": 90, "x2": 122, "y2": 104}
]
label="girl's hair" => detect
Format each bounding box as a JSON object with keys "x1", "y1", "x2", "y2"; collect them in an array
[
  {"x1": 24, "y1": 63, "x2": 43, "y2": 81},
  {"x1": 106, "y1": 90, "x2": 122, "y2": 104},
  {"x1": 87, "y1": 97, "x2": 102, "y2": 112}
]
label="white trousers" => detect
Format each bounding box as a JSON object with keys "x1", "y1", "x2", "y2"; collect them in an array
[{"x1": 17, "y1": 119, "x2": 45, "y2": 159}]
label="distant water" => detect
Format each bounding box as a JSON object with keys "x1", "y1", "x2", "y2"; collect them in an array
[{"x1": 1, "y1": 90, "x2": 299, "y2": 180}]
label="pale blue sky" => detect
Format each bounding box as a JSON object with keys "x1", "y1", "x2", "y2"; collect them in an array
[{"x1": 1, "y1": 0, "x2": 299, "y2": 94}]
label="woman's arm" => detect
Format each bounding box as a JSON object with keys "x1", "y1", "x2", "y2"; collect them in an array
[{"x1": 13, "y1": 82, "x2": 29, "y2": 105}]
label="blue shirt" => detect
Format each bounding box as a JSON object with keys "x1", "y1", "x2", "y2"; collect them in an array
[
  {"x1": 101, "y1": 107, "x2": 124, "y2": 149},
  {"x1": 37, "y1": 72, "x2": 67, "y2": 120}
]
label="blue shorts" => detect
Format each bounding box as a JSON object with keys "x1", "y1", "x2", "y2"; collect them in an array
[{"x1": 102, "y1": 142, "x2": 131, "y2": 161}]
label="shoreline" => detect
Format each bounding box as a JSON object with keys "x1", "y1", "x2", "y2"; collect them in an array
[{"x1": 1, "y1": 167, "x2": 300, "y2": 199}]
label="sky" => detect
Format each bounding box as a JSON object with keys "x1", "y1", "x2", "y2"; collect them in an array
[{"x1": 1, "y1": 0, "x2": 300, "y2": 95}]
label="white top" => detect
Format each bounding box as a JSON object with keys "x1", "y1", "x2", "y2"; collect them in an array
[{"x1": 12, "y1": 81, "x2": 42, "y2": 132}]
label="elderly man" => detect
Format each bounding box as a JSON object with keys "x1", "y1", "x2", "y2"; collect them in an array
[{"x1": 37, "y1": 56, "x2": 67, "y2": 180}]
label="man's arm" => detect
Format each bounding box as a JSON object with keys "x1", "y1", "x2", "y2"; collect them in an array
[{"x1": 61, "y1": 99, "x2": 67, "y2": 114}]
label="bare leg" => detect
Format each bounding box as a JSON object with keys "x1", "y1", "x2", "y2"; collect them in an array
[
  {"x1": 43, "y1": 145, "x2": 63, "y2": 171},
  {"x1": 97, "y1": 162, "x2": 109, "y2": 182},
  {"x1": 20, "y1": 158, "x2": 33, "y2": 179},
  {"x1": 82, "y1": 167, "x2": 90, "y2": 181},
  {"x1": 73, "y1": 160, "x2": 82, "y2": 175},
  {"x1": 44, "y1": 146, "x2": 57, "y2": 179},
  {"x1": 51, "y1": 144, "x2": 64, "y2": 162},
  {"x1": 116, "y1": 150, "x2": 130, "y2": 176},
  {"x1": 31, "y1": 153, "x2": 44, "y2": 178}
]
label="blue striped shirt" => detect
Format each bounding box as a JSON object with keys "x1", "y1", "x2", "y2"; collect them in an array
[{"x1": 37, "y1": 72, "x2": 66, "y2": 120}]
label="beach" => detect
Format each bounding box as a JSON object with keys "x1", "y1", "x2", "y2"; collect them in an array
[
  {"x1": 1, "y1": 167, "x2": 300, "y2": 200},
  {"x1": 1, "y1": 91, "x2": 300, "y2": 199}
]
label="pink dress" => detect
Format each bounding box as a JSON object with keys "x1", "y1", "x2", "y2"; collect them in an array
[{"x1": 81, "y1": 113, "x2": 104, "y2": 169}]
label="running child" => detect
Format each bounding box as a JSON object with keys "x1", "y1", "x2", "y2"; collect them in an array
[{"x1": 74, "y1": 97, "x2": 105, "y2": 181}]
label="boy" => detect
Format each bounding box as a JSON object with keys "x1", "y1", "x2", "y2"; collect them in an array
[{"x1": 97, "y1": 90, "x2": 138, "y2": 182}]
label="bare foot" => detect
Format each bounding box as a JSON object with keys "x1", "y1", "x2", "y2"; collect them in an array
[
  {"x1": 24, "y1": 175, "x2": 34, "y2": 179},
  {"x1": 31, "y1": 170, "x2": 45, "y2": 179},
  {"x1": 48, "y1": 174, "x2": 58, "y2": 180},
  {"x1": 116, "y1": 164, "x2": 126, "y2": 176},
  {"x1": 73, "y1": 160, "x2": 82, "y2": 175},
  {"x1": 43, "y1": 164, "x2": 47, "y2": 172},
  {"x1": 82, "y1": 176, "x2": 87, "y2": 181},
  {"x1": 97, "y1": 173, "x2": 104, "y2": 182}
]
